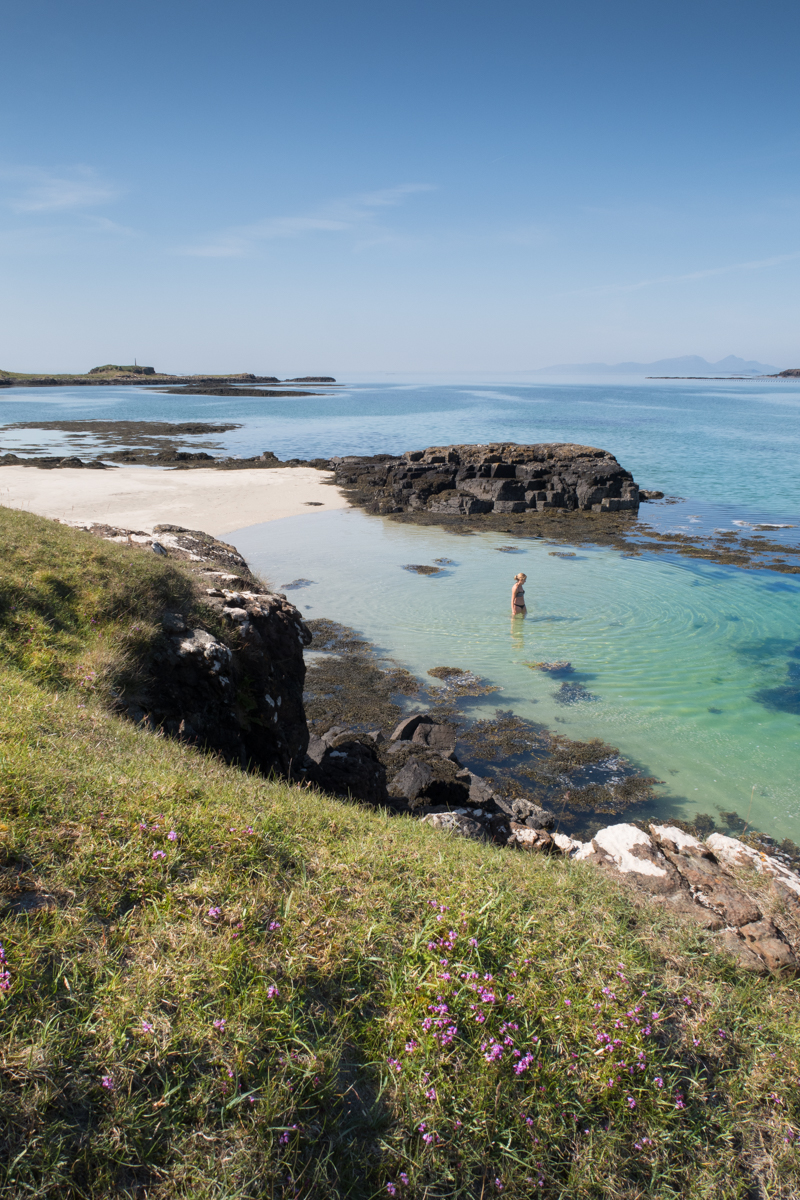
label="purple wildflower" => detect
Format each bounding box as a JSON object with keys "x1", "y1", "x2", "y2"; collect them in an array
[
  {"x1": 167, "y1": 830, "x2": 178, "y2": 841},
  {"x1": 208, "y1": 906, "x2": 222, "y2": 919},
  {"x1": 101, "y1": 1075, "x2": 115, "y2": 1090},
  {"x1": 267, "y1": 984, "x2": 279, "y2": 999},
  {"x1": 213, "y1": 1018, "x2": 226, "y2": 1031}
]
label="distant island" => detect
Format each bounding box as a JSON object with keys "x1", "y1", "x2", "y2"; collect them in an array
[
  {"x1": 0, "y1": 365, "x2": 337, "y2": 388},
  {"x1": 531, "y1": 354, "x2": 780, "y2": 376}
]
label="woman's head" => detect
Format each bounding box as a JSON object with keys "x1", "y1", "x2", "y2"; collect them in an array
[{"x1": 514, "y1": 573, "x2": 527, "y2": 583}]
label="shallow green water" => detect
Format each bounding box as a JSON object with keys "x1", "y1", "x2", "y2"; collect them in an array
[{"x1": 232, "y1": 508, "x2": 800, "y2": 843}]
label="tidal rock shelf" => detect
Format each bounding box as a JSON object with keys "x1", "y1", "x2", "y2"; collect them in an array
[
  {"x1": 330, "y1": 441, "x2": 641, "y2": 517},
  {"x1": 328, "y1": 442, "x2": 800, "y2": 571}
]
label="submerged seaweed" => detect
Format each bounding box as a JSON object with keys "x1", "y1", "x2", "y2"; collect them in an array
[
  {"x1": 306, "y1": 626, "x2": 660, "y2": 832},
  {"x1": 426, "y1": 665, "x2": 500, "y2": 699},
  {"x1": 281, "y1": 578, "x2": 315, "y2": 590},
  {"x1": 524, "y1": 660, "x2": 573, "y2": 676},
  {"x1": 552, "y1": 682, "x2": 598, "y2": 705}
]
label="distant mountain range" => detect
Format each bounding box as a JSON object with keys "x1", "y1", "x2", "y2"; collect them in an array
[{"x1": 532, "y1": 355, "x2": 780, "y2": 376}]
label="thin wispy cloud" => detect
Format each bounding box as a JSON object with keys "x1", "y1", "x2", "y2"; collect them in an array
[
  {"x1": 178, "y1": 184, "x2": 436, "y2": 257},
  {"x1": 1, "y1": 166, "x2": 120, "y2": 213},
  {"x1": 571, "y1": 250, "x2": 800, "y2": 296}
]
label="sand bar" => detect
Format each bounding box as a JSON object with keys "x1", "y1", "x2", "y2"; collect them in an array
[{"x1": 0, "y1": 465, "x2": 349, "y2": 537}]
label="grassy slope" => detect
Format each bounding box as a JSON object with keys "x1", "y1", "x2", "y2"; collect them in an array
[{"x1": 1, "y1": 510, "x2": 799, "y2": 1199}]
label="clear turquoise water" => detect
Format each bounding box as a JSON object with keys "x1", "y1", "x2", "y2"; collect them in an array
[
  {"x1": 232, "y1": 508, "x2": 800, "y2": 843},
  {"x1": 3, "y1": 378, "x2": 799, "y2": 839}
]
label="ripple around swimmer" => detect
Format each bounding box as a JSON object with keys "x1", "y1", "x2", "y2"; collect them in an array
[{"x1": 228, "y1": 507, "x2": 800, "y2": 844}]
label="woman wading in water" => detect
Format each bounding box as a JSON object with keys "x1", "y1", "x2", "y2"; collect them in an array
[{"x1": 511, "y1": 572, "x2": 527, "y2": 617}]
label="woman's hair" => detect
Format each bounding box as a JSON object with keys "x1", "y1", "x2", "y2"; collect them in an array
[{"x1": 514, "y1": 573, "x2": 526, "y2": 581}]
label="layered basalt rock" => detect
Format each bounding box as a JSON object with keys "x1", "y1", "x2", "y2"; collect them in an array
[{"x1": 330, "y1": 442, "x2": 640, "y2": 517}]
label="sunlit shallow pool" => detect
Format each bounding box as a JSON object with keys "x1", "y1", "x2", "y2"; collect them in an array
[{"x1": 231, "y1": 508, "x2": 800, "y2": 843}]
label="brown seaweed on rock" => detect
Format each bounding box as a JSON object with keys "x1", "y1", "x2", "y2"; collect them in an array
[{"x1": 457, "y1": 713, "x2": 657, "y2": 821}]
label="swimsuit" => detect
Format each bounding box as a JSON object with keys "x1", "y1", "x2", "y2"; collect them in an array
[{"x1": 513, "y1": 586, "x2": 526, "y2": 612}]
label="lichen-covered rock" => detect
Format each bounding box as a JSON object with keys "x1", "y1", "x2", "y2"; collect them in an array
[
  {"x1": 737, "y1": 920, "x2": 797, "y2": 973},
  {"x1": 650, "y1": 825, "x2": 762, "y2": 925},
  {"x1": 421, "y1": 812, "x2": 486, "y2": 840},
  {"x1": 494, "y1": 795, "x2": 555, "y2": 828},
  {"x1": 507, "y1": 822, "x2": 556, "y2": 852},
  {"x1": 706, "y1": 833, "x2": 800, "y2": 904}
]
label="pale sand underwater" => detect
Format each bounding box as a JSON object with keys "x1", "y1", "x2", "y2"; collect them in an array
[{"x1": 0, "y1": 465, "x2": 349, "y2": 536}]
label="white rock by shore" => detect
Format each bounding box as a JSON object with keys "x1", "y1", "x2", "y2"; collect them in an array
[{"x1": 0, "y1": 464, "x2": 349, "y2": 536}]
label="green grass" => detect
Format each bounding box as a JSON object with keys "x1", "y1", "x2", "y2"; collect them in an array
[{"x1": 1, "y1": 509, "x2": 799, "y2": 1198}]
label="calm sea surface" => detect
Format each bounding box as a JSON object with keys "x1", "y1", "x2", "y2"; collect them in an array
[{"x1": 2, "y1": 377, "x2": 799, "y2": 839}]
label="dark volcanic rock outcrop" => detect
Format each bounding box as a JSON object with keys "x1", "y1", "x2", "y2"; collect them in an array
[
  {"x1": 144, "y1": 586, "x2": 312, "y2": 776},
  {"x1": 330, "y1": 442, "x2": 640, "y2": 517},
  {"x1": 85, "y1": 523, "x2": 312, "y2": 777}
]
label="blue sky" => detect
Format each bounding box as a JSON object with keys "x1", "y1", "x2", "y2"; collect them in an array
[{"x1": 1, "y1": 0, "x2": 799, "y2": 374}]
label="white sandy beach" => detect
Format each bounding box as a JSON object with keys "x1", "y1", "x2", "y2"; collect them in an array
[{"x1": 0, "y1": 465, "x2": 349, "y2": 537}]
